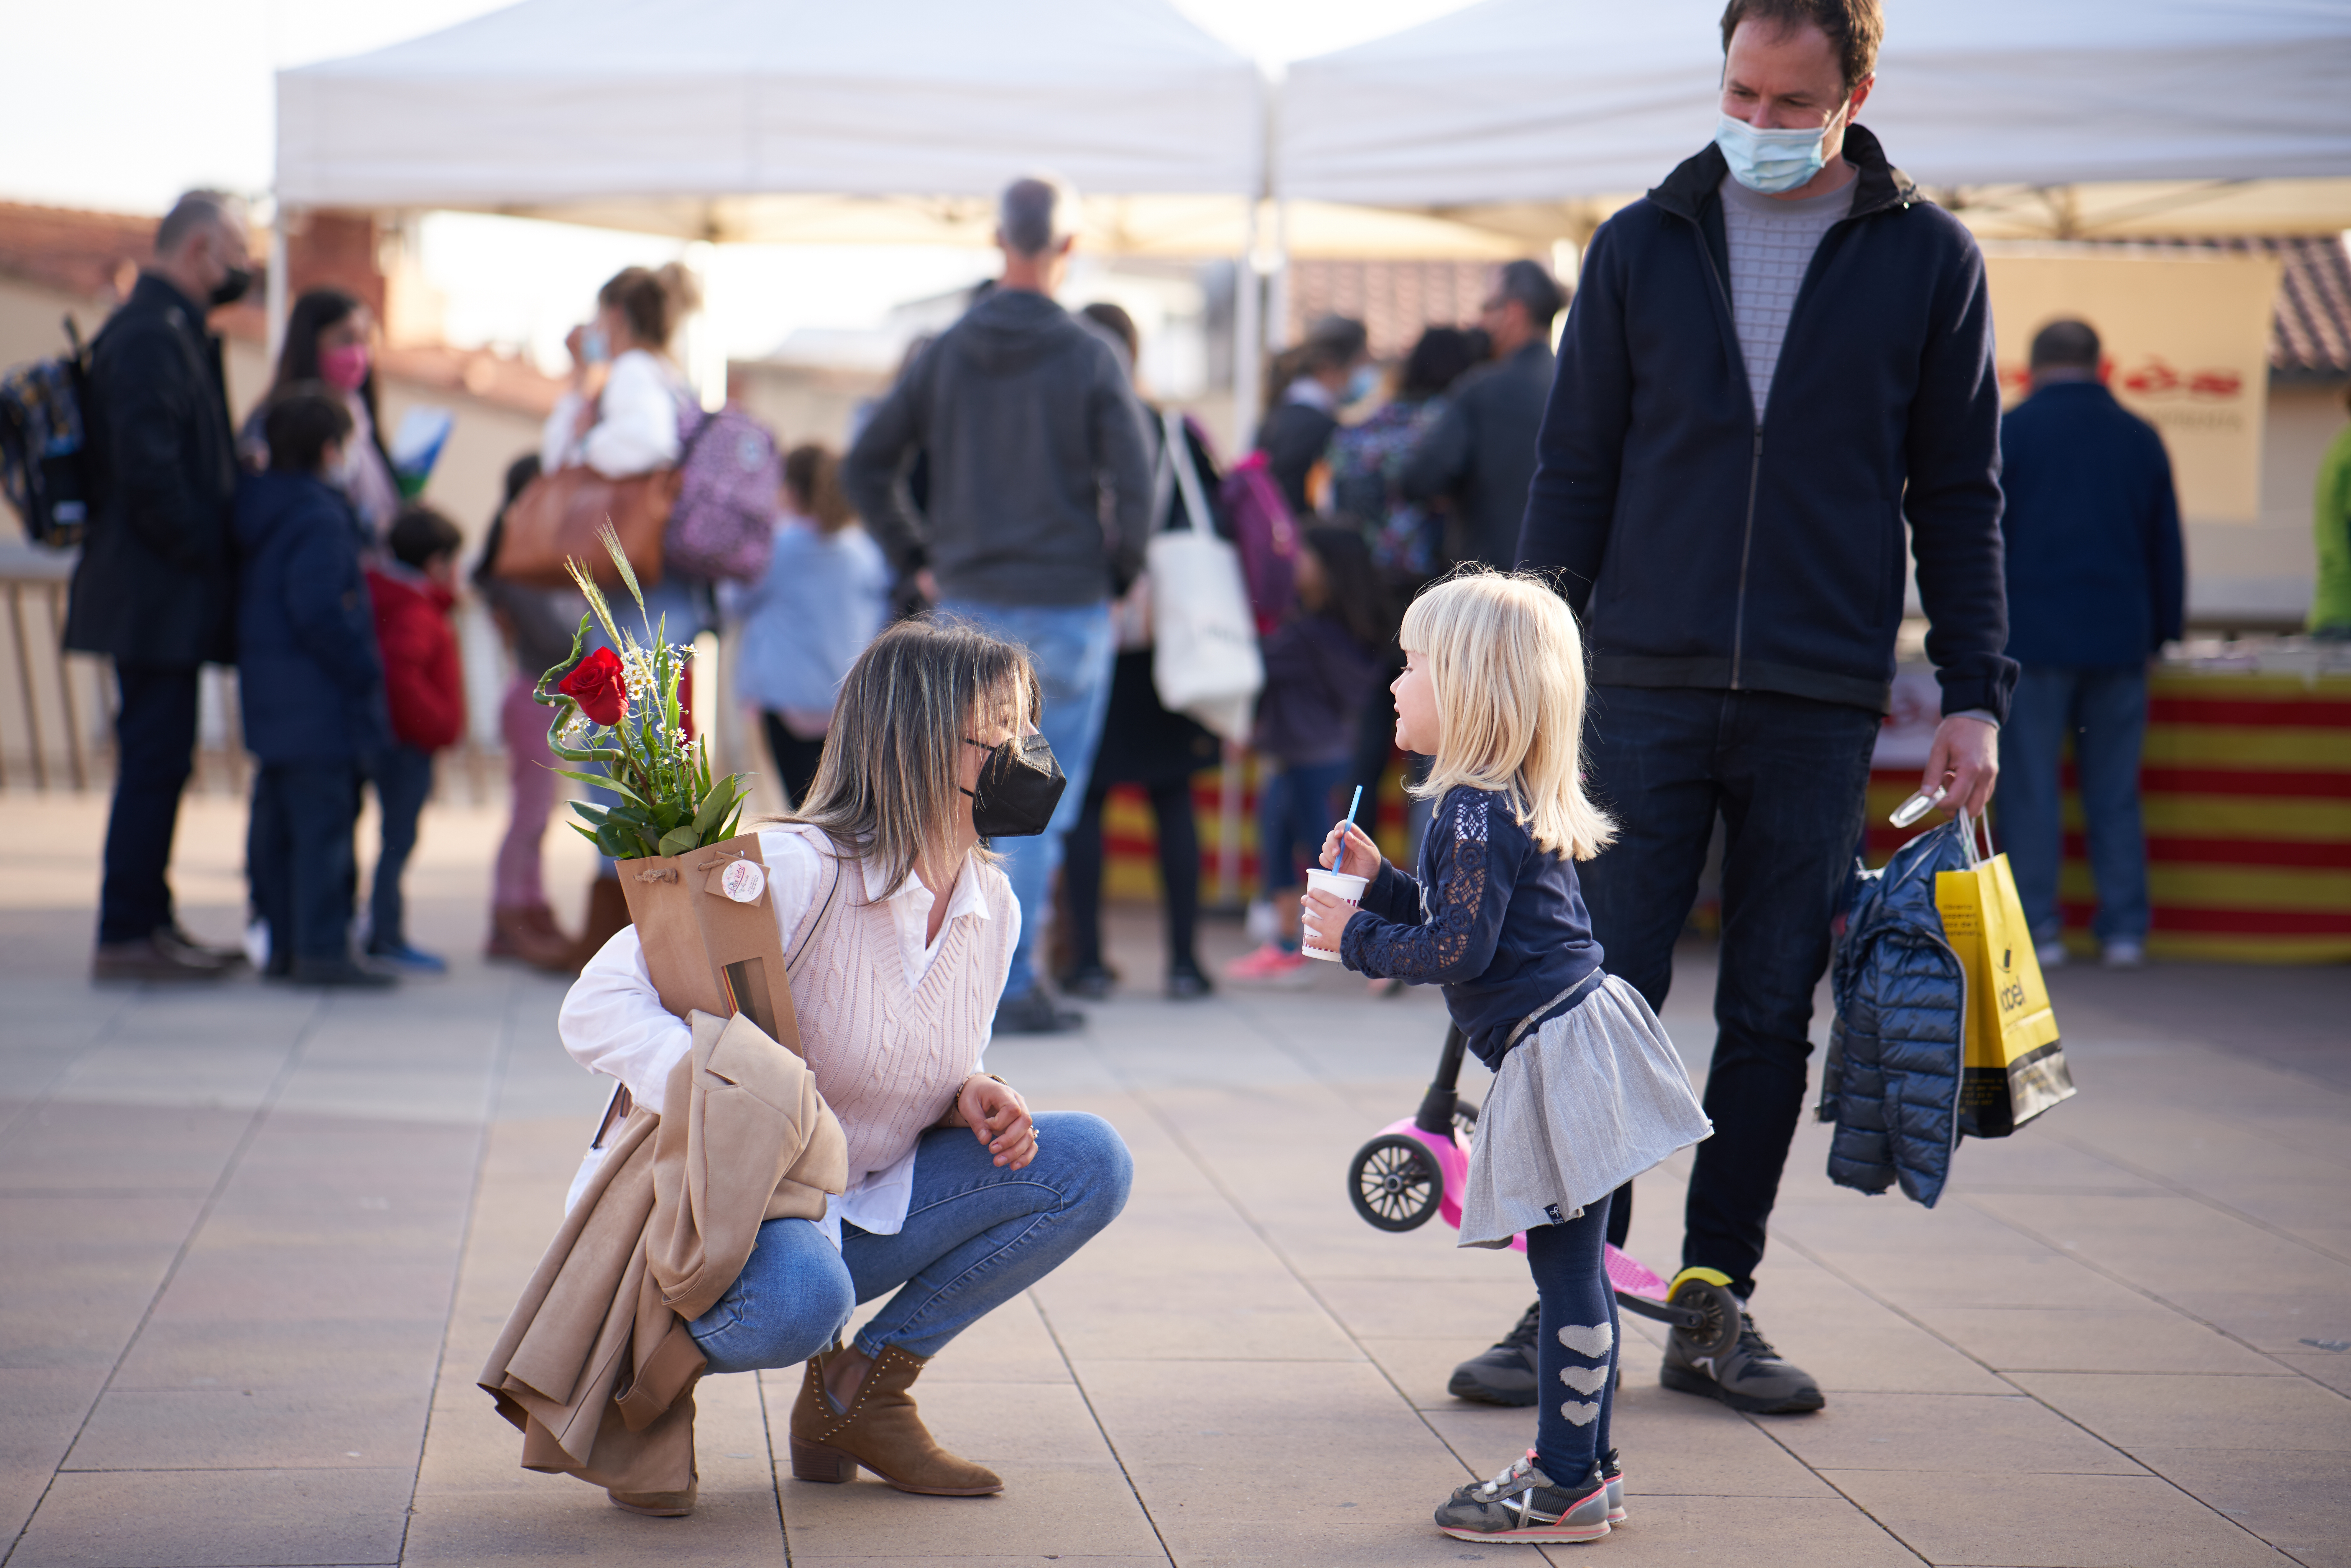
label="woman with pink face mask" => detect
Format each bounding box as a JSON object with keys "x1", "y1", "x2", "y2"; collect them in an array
[{"x1": 242, "y1": 288, "x2": 401, "y2": 541}]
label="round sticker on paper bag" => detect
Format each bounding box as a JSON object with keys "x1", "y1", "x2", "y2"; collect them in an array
[{"x1": 720, "y1": 859, "x2": 766, "y2": 904}]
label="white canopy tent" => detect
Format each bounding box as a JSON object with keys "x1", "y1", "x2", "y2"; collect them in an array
[
  {"x1": 1278, "y1": 0, "x2": 2351, "y2": 243},
  {"x1": 274, "y1": 0, "x2": 1288, "y2": 410}
]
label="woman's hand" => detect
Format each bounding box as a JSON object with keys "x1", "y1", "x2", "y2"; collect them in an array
[
  {"x1": 958, "y1": 1074, "x2": 1037, "y2": 1170},
  {"x1": 1319, "y1": 820, "x2": 1382, "y2": 881}
]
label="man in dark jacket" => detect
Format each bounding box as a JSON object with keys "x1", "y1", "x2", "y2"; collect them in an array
[
  {"x1": 1480, "y1": 0, "x2": 2013, "y2": 1419},
  {"x1": 236, "y1": 389, "x2": 394, "y2": 989},
  {"x1": 844, "y1": 175, "x2": 1154, "y2": 1034},
  {"x1": 64, "y1": 191, "x2": 255, "y2": 982},
  {"x1": 1399, "y1": 260, "x2": 1565, "y2": 568},
  {"x1": 1996, "y1": 319, "x2": 2184, "y2": 971}
]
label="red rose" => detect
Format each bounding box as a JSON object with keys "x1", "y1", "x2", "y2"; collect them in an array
[{"x1": 557, "y1": 645, "x2": 627, "y2": 725}]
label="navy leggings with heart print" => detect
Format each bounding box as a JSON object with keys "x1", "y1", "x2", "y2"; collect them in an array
[{"x1": 1526, "y1": 1191, "x2": 1618, "y2": 1486}]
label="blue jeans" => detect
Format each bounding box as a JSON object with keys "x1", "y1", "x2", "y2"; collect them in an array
[
  {"x1": 1577, "y1": 685, "x2": 1880, "y2": 1299},
  {"x1": 1997, "y1": 665, "x2": 2150, "y2": 945},
  {"x1": 367, "y1": 743, "x2": 434, "y2": 952},
  {"x1": 936, "y1": 598, "x2": 1115, "y2": 999},
  {"x1": 248, "y1": 758, "x2": 366, "y2": 966},
  {"x1": 99, "y1": 665, "x2": 200, "y2": 944},
  {"x1": 687, "y1": 1110, "x2": 1132, "y2": 1372},
  {"x1": 1259, "y1": 758, "x2": 1350, "y2": 898}
]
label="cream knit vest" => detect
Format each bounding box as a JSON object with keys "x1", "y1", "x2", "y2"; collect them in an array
[{"x1": 784, "y1": 847, "x2": 1015, "y2": 1189}]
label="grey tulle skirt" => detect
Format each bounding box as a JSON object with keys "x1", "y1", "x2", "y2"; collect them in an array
[{"x1": 1457, "y1": 975, "x2": 1714, "y2": 1249}]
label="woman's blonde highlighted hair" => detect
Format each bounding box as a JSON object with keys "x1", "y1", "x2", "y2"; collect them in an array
[
  {"x1": 1402, "y1": 569, "x2": 1616, "y2": 862},
  {"x1": 784, "y1": 616, "x2": 1039, "y2": 897}
]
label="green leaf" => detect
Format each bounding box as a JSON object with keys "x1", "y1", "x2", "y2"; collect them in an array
[
  {"x1": 594, "y1": 821, "x2": 633, "y2": 858},
  {"x1": 553, "y1": 768, "x2": 649, "y2": 805},
  {"x1": 569, "y1": 801, "x2": 612, "y2": 829},
  {"x1": 713, "y1": 804, "x2": 743, "y2": 845},
  {"x1": 690, "y1": 781, "x2": 736, "y2": 839},
  {"x1": 657, "y1": 824, "x2": 700, "y2": 858},
  {"x1": 533, "y1": 614, "x2": 594, "y2": 701},
  {"x1": 569, "y1": 822, "x2": 601, "y2": 846}
]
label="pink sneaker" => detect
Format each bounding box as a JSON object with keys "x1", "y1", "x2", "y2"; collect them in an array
[{"x1": 1224, "y1": 943, "x2": 1311, "y2": 985}]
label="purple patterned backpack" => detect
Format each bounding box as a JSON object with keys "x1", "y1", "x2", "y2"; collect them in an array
[{"x1": 663, "y1": 404, "x2": 780, "y2": 583}]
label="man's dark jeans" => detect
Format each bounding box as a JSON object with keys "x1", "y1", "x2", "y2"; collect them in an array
[
  {"x1": 249, "y1": 760, "x2": 365, "y2": 966},
  {"x1": 1580, "y1": 685, "x2": 1880, "y2": 1299},
  {"x1": 98, "y1": 664, "x2": 202, "y2": 944},
  {"x1": 368, "y1": 743, "x2": 435, "y2": 953}
]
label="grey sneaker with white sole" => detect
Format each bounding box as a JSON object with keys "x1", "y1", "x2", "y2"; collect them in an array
[{"x1": 1435, "y1": 1451, "x2": 1611, "y2": 1544}]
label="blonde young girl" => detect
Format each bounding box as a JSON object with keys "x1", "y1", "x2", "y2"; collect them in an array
[{"x1": 1303, "y1": 570, "x2": 1711, "y2": 1547}]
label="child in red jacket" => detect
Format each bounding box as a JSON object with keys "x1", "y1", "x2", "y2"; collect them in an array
[{"x1": 364, "y1": 505, "x2": 467, "y2": 971}]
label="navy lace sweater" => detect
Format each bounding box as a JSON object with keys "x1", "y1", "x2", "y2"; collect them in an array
[{"x1": 1338, "y1": 785, "x2": 1605, "y2": 1070}]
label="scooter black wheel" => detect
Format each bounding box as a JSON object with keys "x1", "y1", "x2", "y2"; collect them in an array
[
  {"x1": 1665, "y1": 1273, "x2": 1742, "y2": 1357},
  {"x1": 1349, "y1": 1134, "x2": 1444, "y2": 1232}
]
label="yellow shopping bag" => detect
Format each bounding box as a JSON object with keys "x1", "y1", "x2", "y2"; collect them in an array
[{"x1": 1934, "y1": 813, "x2": 2075, "y2": 1138}]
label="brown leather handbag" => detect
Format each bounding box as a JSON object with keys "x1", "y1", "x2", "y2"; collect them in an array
[{"x1": 492, "y1": 463, "x2": 679, "y2": 589}]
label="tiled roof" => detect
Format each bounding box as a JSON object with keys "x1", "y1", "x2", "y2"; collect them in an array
[
  {"x1": 1282, "y1": 259, "x2": 1510, "y2": 359},
  {"x1": 2012, "y1": 234, "x2": 2350, "y2": 382}
]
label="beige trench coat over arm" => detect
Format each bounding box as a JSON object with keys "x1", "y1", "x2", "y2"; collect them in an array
[{"x1": 478, "y1": 1009, "x2": 849, "y2": 1496}]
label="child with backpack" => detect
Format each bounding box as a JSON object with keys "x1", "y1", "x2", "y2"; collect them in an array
[
  {"x1": 236, "y1": 385, "x2": 394, "y2": 988},
  {"x1": 363, "y1": 504, "x2": 468, "y2": 971},
  {"x1": 1226, "y1": 525, "x2": 1390, "y2": 983},
  {"x1": 1302, "y1": 570, "x2": 1713, "y2": 1546}
]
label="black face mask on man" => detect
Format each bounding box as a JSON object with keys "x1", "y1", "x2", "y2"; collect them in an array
[
  {"x1": 209, "y1": 265, "x2": 255, "y2": 308},
  {"x1": 961, "y1": 735, "x2": 1066, "y2": 838}
]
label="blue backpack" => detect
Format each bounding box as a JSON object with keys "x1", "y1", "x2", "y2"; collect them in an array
[{"x1": 0, "y1": 316, "x2": 93, "y2": 548}]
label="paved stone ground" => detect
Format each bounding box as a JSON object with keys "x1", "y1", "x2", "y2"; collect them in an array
[{"x1": 3, "y1": 789, "x2": 2347, "y2": 1568}]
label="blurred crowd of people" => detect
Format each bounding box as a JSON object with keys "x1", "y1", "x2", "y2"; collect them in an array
[{"x1": 59, "y1": 177, "x2": 1576, "y2": 1011}]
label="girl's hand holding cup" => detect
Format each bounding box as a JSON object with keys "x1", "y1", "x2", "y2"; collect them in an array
[{"x1": 1302, "y1": 821, "x2": 1381, "y2": 961}]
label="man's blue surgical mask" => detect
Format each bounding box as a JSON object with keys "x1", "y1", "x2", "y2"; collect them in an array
[
  {"x1": 1714, "y1": 102, "x2": 1848, "y2": 195},
  {"x1": 1343, "y1": 363, "x2": 1380, "y2": 405},
  {"x1": 581, "y1": 327, "x2": 610, "y2": 365}
]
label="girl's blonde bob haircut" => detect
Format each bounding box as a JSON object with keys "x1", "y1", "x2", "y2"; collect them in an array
[
  {"x1": 1402, "y1": 568, "x2": 1616, "y2": 863},
  {"x1": 785, "y1": 616, "x2": 1040, "y2": 896}
]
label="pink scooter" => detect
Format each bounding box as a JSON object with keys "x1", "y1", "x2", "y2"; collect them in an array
[{"x1": 1347, "y1": 1023, "x2": 1744, "y2": 1346}]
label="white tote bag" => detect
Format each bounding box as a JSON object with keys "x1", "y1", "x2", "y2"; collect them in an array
[{"x1": 1149, "y1": 410, "x2": 1262, "y2": 741}]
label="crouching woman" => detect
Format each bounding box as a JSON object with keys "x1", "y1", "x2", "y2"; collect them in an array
[{"x1": 560, "y1": 617, "x2": 1133, "y2": 1498}]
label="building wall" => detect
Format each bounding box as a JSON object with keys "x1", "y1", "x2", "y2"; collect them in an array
[{"x1": 2189, "y1": 380, "x2": 2347, "y2": 629}]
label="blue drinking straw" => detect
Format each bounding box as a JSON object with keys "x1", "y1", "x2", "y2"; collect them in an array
[{"x1": 1344, "y1": 785, "x2": 1363, "y2": 830}]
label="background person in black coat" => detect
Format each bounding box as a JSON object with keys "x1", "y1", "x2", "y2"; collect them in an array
[
  {"x1": 1398, "y1": 260, "x2": 1566, "y2": 571},
  {"x1": 1994, "y1": 319, "x2": 2184, "y2": 971},
  {"x1": 63, "y1": 191, "x2": 255, "y2": 982},
  {"x1": 234, "y1": 389, "x2": 394, "y2": 989},
  {"x1": 1255, "y1": 316, "x2": 1370, "y2": 517}
]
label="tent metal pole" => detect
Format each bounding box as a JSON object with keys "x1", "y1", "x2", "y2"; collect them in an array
[
  {"x1": 266, "y1": 210, "x2": 290, "y2": 365},
  {"x1": 1233, "y1": 198, "x2": 1261, "y2": 456},
  {"x1": 1267, "y1": 195, "x2": 1292, "y2": 359}
]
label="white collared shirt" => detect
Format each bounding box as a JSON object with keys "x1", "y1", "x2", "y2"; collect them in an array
[{"x1": 556, "y1": 826, "x2": 1017, "y2": 1239}]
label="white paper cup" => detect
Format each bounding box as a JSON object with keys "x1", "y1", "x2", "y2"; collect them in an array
[{"x1": 1302, "y1": 869, "x2": 1368, "y2": 961}]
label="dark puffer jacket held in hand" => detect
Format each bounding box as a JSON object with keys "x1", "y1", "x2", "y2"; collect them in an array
[
  {"x1": 844, "y1": 288, "x2": 1153, "y2": 607},
  {"x1": 1818, "y1": 819, "x2": 1971, "y2": 1207}
]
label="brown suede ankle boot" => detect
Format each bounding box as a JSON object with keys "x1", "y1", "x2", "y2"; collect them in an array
[
  {"x1": 606, "y1": 1472, "x2": 696, "y2": 1517},
  {"x1": 788, "y1": 1345, "x2": 1002, "y2": 1496}
]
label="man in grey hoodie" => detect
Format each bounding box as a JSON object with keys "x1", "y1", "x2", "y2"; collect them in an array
[{"x1": 845, "y1": 175, "x2": 1154, "y2": 1034}]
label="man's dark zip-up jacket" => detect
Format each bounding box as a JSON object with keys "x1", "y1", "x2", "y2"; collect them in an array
[{"x1": 1516, "y1": 127, "x2": 2015, "y2": 720}]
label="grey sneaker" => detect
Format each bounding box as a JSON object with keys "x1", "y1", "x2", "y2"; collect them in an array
[
  {"x1": 1434, "y1": 1451, "x2": 1610, "y2": 1544},
  {"x1": 1601, "y1": 1448, "x2": 1626, "y2": 1524},
  {"x1": 1446, "y1": 1301, "x2": 1541, "y2": 1407},
  {"x1": 1661, "y1": 1308, "x2": 1824, "y2": 1414}
]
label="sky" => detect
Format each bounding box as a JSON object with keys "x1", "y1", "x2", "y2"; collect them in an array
[{"x1": 5, "y1": 0, "x2": 1479, "y2": 369}]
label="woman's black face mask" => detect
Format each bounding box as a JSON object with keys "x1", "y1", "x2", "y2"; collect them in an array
[{"x1": 962, "y1": 735, "x2": 1066, "y2": 838}]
